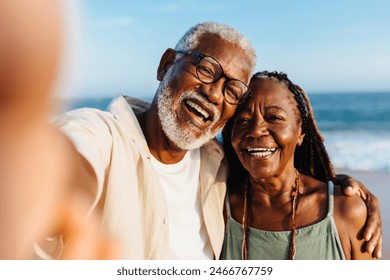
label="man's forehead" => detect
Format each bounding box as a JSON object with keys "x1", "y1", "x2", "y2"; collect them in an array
[
  {"x1": 192, "y1": 33, "x2": 251, "y2": 81},
  {"x1": 193, "y1": 33, "x2": 236, "y2": 54}
]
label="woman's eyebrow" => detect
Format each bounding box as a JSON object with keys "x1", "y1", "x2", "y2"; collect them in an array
[{"x1": 264, "y1": 105, "x2": 286, "y2": 112}]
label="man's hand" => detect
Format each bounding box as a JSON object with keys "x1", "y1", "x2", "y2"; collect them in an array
[
  {"x1": 336, "y1": 174, "x2": 382, "y2": 259},
  {"x1": 0, "y1": 0, "x2": 120, "y2": 260}
]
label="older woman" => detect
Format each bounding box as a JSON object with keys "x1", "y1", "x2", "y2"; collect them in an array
[{"x1": 221, "y1": 71, "x2": 375, "y2": 260}]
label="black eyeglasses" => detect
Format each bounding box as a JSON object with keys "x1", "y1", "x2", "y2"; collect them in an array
[{"x1": 175, "y1": 50, "x2": 252, "y2": 105}]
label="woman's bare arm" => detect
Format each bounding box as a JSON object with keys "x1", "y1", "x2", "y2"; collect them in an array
[
  {"x1": 334, "y1": 185, "x2": 376, "y2": 260},
  {"x1": 336, "y1": 174, "x2": 382, "y2": 258}
]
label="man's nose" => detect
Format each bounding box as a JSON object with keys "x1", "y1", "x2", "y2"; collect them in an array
[{"x1": 200, "y1": 78, "x2": 225, "y2": 105}]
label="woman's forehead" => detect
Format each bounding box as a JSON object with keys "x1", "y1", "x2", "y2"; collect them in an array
[
  {"x1": 250, "y1": 80, "x2": 292, "y2": 102},
  {"x1": 236, "y1": 79, "x2": 299, "y2": 115}
]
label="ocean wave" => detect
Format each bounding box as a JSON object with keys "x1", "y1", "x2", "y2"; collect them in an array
[{"x1": 323, "y1": 130, "x2": 390, "y2": 173}]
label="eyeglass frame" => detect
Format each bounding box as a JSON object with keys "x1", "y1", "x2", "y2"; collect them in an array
[{"x1": 175, "y1": 49, "x2": 253, "y2": 105}]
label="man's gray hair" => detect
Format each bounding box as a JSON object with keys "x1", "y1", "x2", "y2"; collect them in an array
[{"x1": 175, "y1": 22, "x2": 257, "y2": 73}]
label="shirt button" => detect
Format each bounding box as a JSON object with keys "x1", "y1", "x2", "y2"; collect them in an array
[{"x1": 163, "y1": 218, "x2": 169, "y2": 225}]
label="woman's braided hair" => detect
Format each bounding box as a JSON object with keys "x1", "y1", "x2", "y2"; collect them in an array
[{"x1": 222, "y1": 71, "x2": 336, "y2": 184}]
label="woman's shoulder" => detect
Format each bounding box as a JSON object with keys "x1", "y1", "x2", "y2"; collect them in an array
[
  {"x1": 333, "y1": 184, "x2": 367, "y2": 221},
  {"x1": 333, "y1": 183, "x2": 373, "y2": 259}
]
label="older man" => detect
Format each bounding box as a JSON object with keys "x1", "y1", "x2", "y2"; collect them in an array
[
  {"x1": 56, "y1": 22, "x2": 254, "y2": 259},
  {"x1": 53, "y1": 22, "x2": 382, "y2": 260}
]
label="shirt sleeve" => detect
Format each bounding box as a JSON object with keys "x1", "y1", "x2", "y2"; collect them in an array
[{"x1": 55, "y1": 108, "x2": 114, "y2": 216}]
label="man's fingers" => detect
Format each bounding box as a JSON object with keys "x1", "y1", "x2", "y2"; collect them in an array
[
  {"x1": 365, "y1": 226, "x2": 380, "y2": 253},
  {"x1": 343, "y1": 186, "x2": 355, "y2": 196},
  {"x1": 358, "y1": 188, "x2": 368, "y2": 201},
  {"x1": 363, "y1": 200, "x2": 381, "y2": 242},
  {"x1": 59, "y1": 193, "x2": 120, "y2": 260},
  {"x1": 372, "y1": 236, "x2": 383, "y2": 259},
  {"x1": 362, "y1": 195, "x2": 382, "y2": 258}
]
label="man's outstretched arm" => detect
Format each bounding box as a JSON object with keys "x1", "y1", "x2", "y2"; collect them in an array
[{"x1": 0, "y1": 0, "x2": 118, "y2": 260}]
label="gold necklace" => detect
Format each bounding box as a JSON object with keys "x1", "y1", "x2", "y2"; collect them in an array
[{"x1": 241, "y1": 169, "x2": 300, "y2": 260}]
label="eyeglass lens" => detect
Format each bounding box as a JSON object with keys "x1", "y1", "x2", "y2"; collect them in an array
[{"x1": 196, "y1": 56, "x2": 248, "y2": 104}]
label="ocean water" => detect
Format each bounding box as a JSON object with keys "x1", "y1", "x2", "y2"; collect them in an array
[
  {"x1": 309, "y1": 93, "x2": 390, "y2": 173},
  {"x1": 67, "y1": 92, "x2": 390, "y2": 173}
]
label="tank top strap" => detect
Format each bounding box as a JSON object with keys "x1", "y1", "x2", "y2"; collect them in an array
[
  {"x1": 225, "y1": 188, "x2": 232, "y2": 218},
  {"x1": 225, "y1": 178, "x2": 245, "y2": 220},
  {"x1": 327, "y1": 181, "x2": 335, "y2": 216}
]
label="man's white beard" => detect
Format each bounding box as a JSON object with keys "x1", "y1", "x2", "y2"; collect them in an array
[{"x1": 157, "y1": 67, "x2": 222, "y2": 150}]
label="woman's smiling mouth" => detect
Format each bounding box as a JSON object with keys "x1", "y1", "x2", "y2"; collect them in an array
[{"x1": 246, "y1": 147, "x2": 277, "y2": 158}]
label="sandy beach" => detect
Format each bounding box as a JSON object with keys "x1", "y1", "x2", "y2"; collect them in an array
[{"x1": 336, "y1": 168, "x2": 390, "y2": 259}]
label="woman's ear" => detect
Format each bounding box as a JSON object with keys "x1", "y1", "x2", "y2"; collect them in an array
[
  {"x1": 157, "y1": 48, "x2": 176, "y2": 81},
  {"x1": 297, "y1": 131, "x2": 305, "y2": 146}
]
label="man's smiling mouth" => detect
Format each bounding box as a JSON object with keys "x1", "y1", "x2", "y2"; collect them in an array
[{"x1": 184, "y1": 99, "x2": 213, "y2": 122}]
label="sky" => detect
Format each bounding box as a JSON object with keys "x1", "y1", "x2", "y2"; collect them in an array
[{"x1": 59, "y1": 0, "x2": 390, "y2": 99}]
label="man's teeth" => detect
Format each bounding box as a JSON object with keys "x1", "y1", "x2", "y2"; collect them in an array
[
  {"x1": 186, "y1": 100, "x2": 210, "y2": 119},
  {"x1": 247, "y1": 147, "x2": 276, "y2": 157}
]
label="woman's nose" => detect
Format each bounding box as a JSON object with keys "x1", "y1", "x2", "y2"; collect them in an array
[{"x1": 246, "y1": 119, "x2": 269, "y2": 138}]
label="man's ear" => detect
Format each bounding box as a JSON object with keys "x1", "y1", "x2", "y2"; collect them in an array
[{"x1": 157, "y1": 48, "x2": 176, "y2": 81}]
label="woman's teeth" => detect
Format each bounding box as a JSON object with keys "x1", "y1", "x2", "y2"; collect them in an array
[{"x1": 247, "y1": 147, "x2": 276, "y2": 157}]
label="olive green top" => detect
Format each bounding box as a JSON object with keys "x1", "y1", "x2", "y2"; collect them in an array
[{"x1": 221, "y1": 181, "x2": 346, "y2": 260}]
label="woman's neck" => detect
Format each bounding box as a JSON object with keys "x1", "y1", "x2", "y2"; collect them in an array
[{"x1": 248, "y1": 168, "x2": 298, "y2": 207}]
